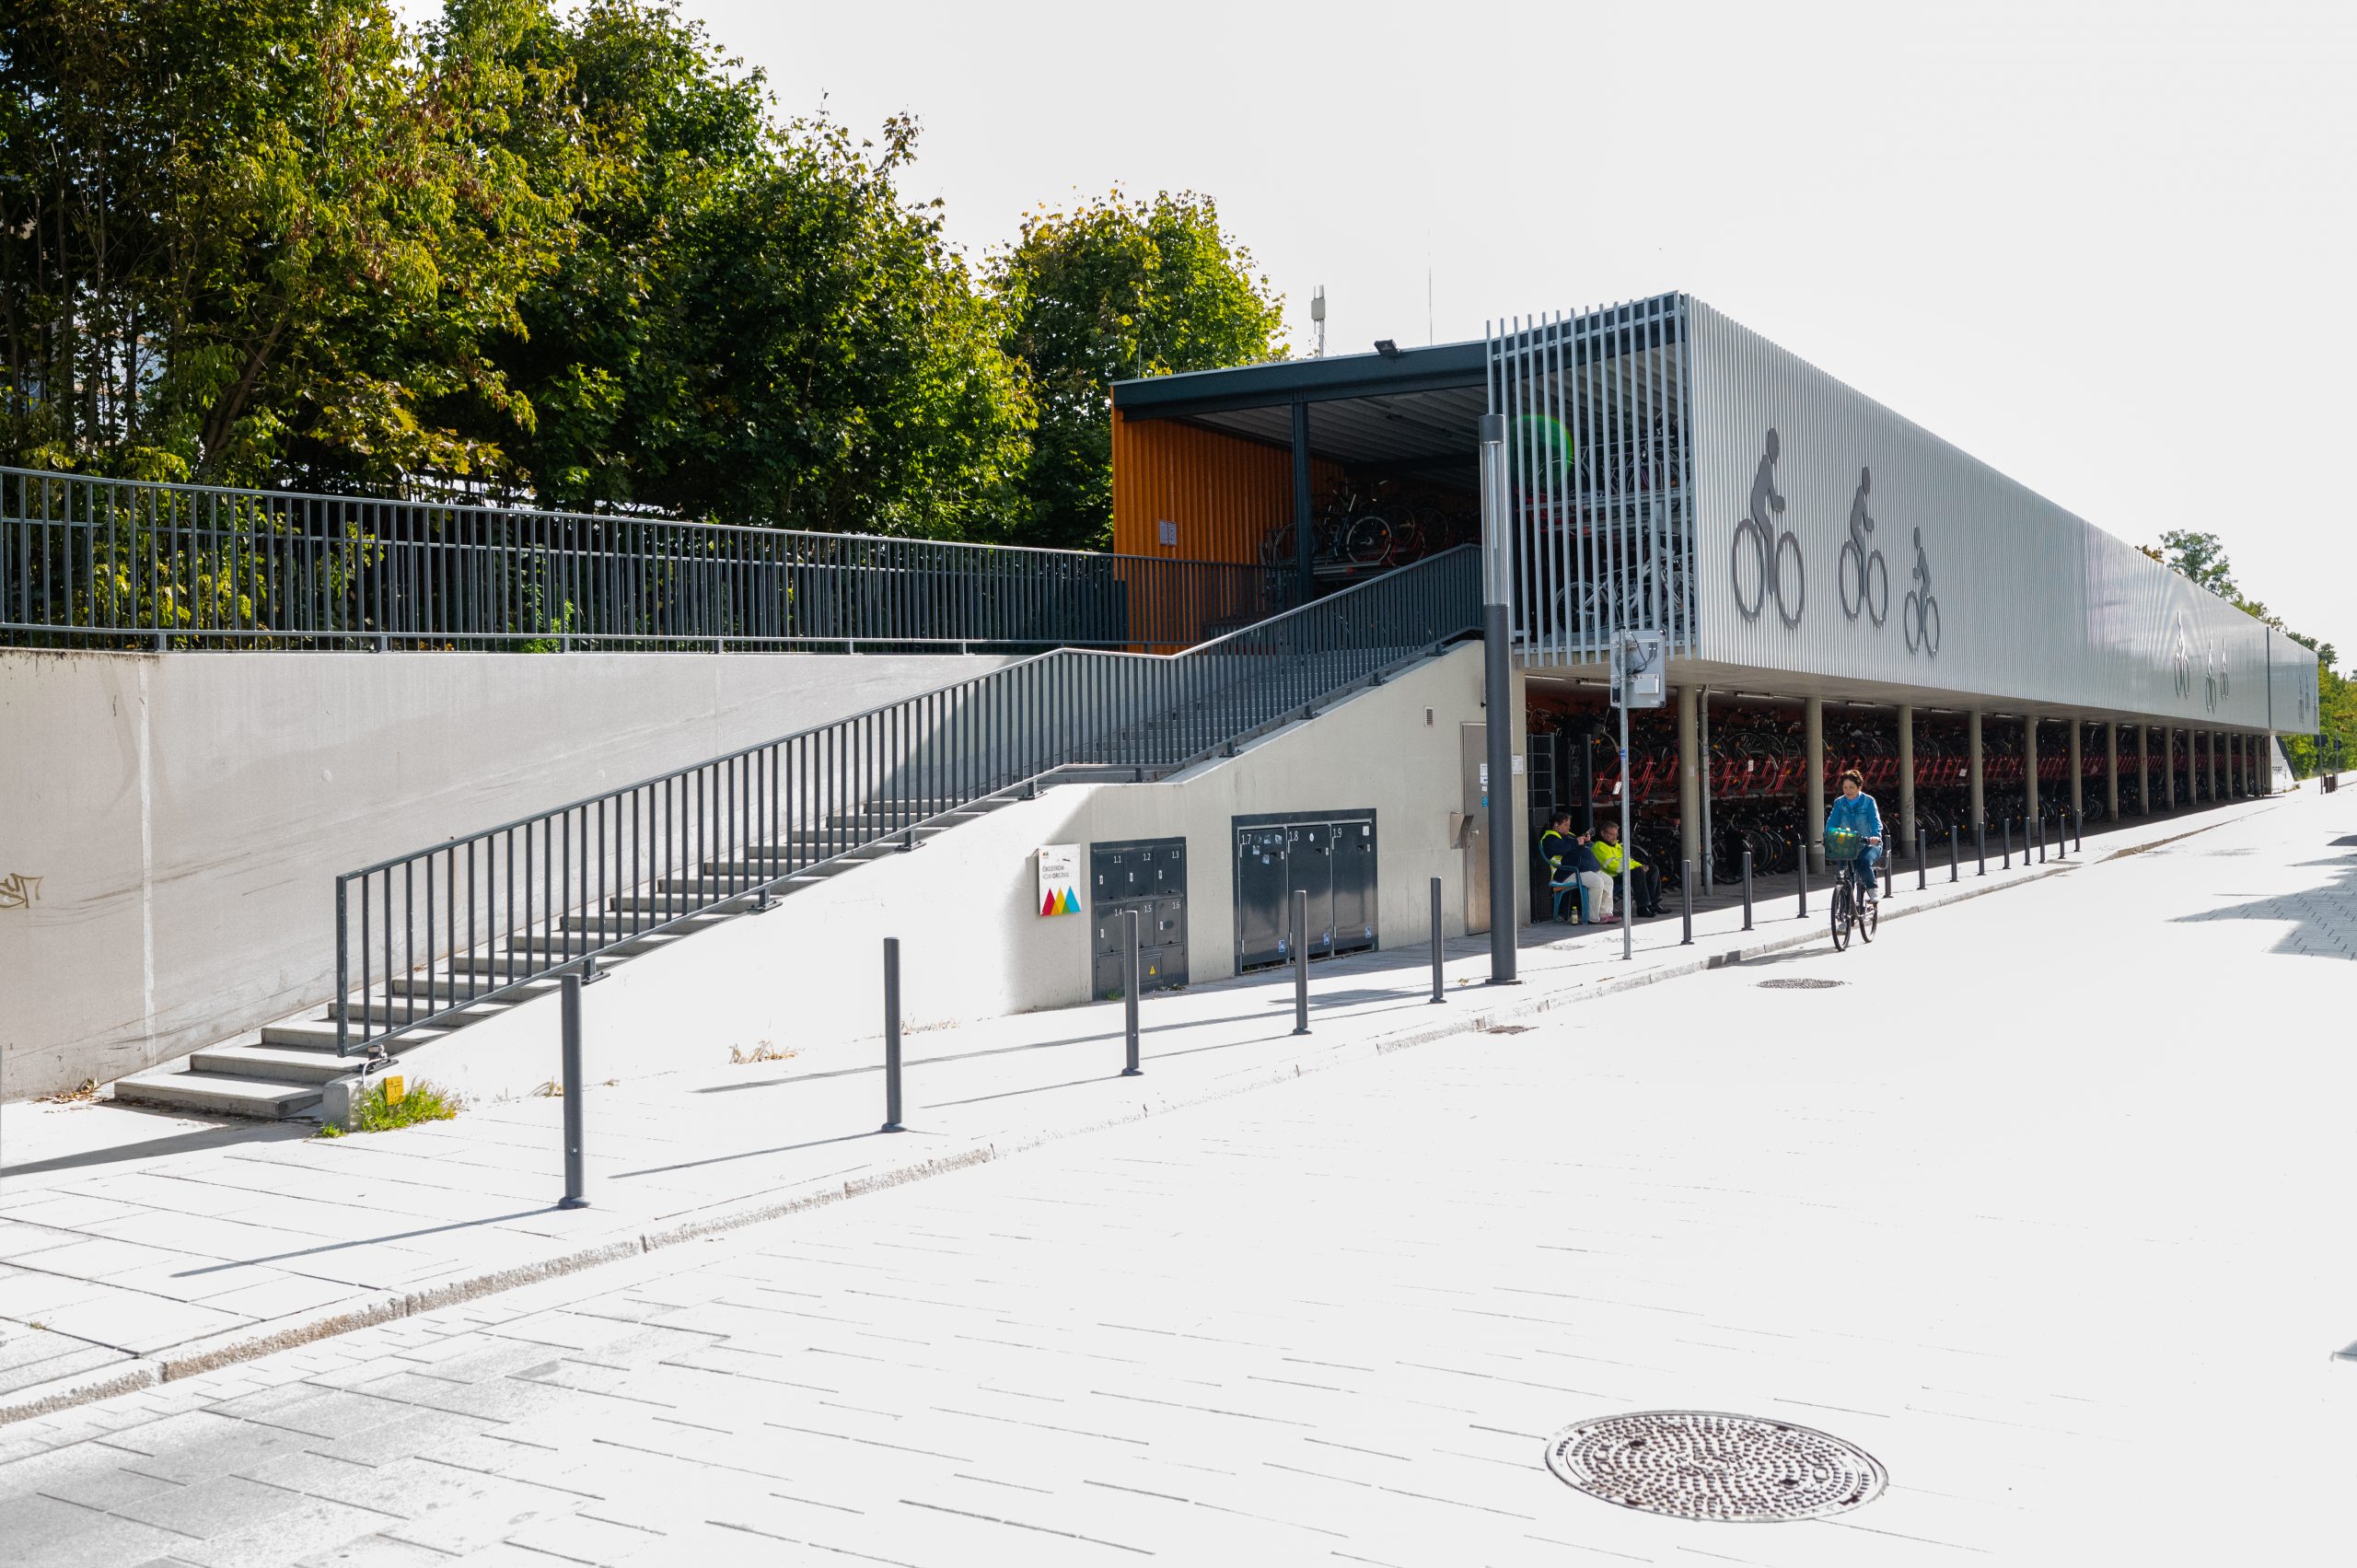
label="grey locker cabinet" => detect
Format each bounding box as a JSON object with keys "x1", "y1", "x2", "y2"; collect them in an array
[
  {"x1": 1232, "y1": 810, "x2": 1378, "y2": 971},
  {"x1": 1330, "y1": 818, "x2": 1377, "y2": 954},
  {"x1": 1233, "y1": 826, "x2": 1291, "y2": 971},
  {"x1": 1090, "y1": 838, "x2": 1188, "y2": 998}
]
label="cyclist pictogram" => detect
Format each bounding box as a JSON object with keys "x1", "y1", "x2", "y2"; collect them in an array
[
  {"x1": 1837, "y1": 466, "x2": 1888, "y2": 627},
  {"x1": 2171, "y1": 623, "x2": 2192, "y2": 700},
  {"x1": 1901, "y1": 527, "x2": 1939, "y2": 657},
  {"x1": 2202, "y1": 645, "x2": 2220, "y2": 713},
  {"x1": 1730, "y1": 428, "x2": 1804, "y2": 627}
]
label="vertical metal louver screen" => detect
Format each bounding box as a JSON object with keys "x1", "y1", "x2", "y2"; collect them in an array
[{"x1": 1486, "y1": 296, "x2": 1695, "y2": 664}]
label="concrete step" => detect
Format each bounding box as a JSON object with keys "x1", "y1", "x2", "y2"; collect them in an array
[
  {"x1": 260, "y1": 1019, "x2": 452, "y2": 1052},
  {"x1": 381, "y1": 974, "x2": 561, "y2": 1004},
  {"x1": 605, "y1": 892, "x2": 761, "y2": 917},
  {"x1": 555, "y1": 913, "x2": 727, "y2": 938},
  {"x1": 113, "y1": 1070, "x2": 324, "y2": 1120},
  {"x1": 338, "y1": 996, "x2": 514, "y2": 1028},
  {"x1": 189, "y1": 1044, "x2": 354, "y2": 1086}
]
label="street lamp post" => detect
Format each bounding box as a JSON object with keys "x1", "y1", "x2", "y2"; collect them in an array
[{"x1": 1479, "y1": 413, "x2": 1516, "y2": 984}]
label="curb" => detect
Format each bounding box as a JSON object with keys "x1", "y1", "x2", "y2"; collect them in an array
[{"x1": 0, "y1": 804, "x2": 2268, "y2": 1427}]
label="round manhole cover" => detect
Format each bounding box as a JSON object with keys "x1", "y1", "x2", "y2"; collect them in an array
[
  {"x1": 1544, "y1": 1411, "x2": 1887, "y2": 1522},
  {"x1": 1756, "y1": 977, "x2": 1842, "y2": 990}
]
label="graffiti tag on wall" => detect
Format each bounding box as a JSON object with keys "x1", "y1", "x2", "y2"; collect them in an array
[{"x1": 0, "y1": 872, "x2": 42, "y2": 911}]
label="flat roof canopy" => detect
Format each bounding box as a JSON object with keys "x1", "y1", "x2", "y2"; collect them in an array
[{"x1": 1113, "y1": 342, "x2": 1488, "y2": 485}]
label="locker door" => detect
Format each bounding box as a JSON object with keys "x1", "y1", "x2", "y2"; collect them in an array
[
  {"x1": 1289, "y1": 823, "x2": 1335, "y2": 956},
  {"x1": 1234, "y1": 828, "x2": 1290, "y2": 970},
  {"x1": 1330, "y1": 819, "x2": 1376, "y2": 952}
]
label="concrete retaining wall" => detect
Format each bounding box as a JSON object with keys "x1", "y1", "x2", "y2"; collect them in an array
[
  {"x1": 0, "y1": 650, "x2": 1019, "y2": 1098},
  {"x1": 397, "y1": 645, "x2": 1529, "y2": 1107}
]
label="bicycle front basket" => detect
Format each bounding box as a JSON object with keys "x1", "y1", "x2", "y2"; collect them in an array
[{"x1": 1825, "y1": 829, "x2": 1863, "y2": 864}]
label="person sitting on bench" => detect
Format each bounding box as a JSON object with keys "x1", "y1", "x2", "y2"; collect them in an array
[
  {"x1": 1540, "y1": 810, "x2": 1616, "y2": 924},
  {"x1": 1592, "y1": 819, "x2": 1661, "y2": 918}
]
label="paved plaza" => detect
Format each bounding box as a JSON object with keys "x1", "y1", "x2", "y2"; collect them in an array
[{"x1": 2, "y1": 786, "x2": 2352, "y2": 1564}]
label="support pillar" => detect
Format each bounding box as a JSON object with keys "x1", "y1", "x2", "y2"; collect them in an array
[
  {"x1": 2024, "y1": 716, "x2": 2039, "y2": 831},
  {"x1": 1677, "y1": 685, "x2": 1701, "y2": 878},
  {"x1": 1968, "y1": 709, "x2": 1985, "y2": 828},
  {"x1": 2106, "y1": 722, "x2": 2119, "y2": 820},
  {"x1": 2068, "y1": 716, "x2": 2084, "y2": 820},
  {"x1": 1291, "y1": 401, "x2": 1315, "y2": 607},
  {"x1": 1699, "y1": 691, "x2": 1714, "y2": 886},
  {"x1": 1804, "y1": 696, "x2": 1826, "y2": 874},
  {"x1": 1897, "y1": 703, "x2": 1917, "y2": 865}
]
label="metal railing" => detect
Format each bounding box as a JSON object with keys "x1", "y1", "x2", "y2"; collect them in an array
[
  {"x1": 333, "y1": 546, "x2": 1480, "y2": 1055},
  {"x1": 0, "y1": 467, "x2": 1287, "y2": 655}
]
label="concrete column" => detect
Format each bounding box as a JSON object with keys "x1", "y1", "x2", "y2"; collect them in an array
[
  {"x1": 2068, "y1": 717, "x2": 2084, "y2": 821},
  {"x1": 1968, "y1": 709, "x2": 1985, "y2": 827},
  {"x1": 1805, "y1": 696, "x2": 1826, "y2": 874},
  {"x1": 1677, "y1": 684, "x2": 1701, "y2": 877},
  {"x1": 2106, "y1": 722, "x2": 2120, "y2": 819},
  {"x1": 2024, "y1": 716, "x2": 2039, "y2": 830},
  {"x1": 1897, "y1": 703, "x2": 1917, "y2": 861},
  {"x1": 2164, "y1": 728, "x2": 2176, "y2": 809}
]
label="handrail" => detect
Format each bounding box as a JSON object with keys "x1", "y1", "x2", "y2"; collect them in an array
[
  {"x1": 0, "y1": 465, "x2": 1287, "y2": 655},
  {"x1": 332, "y1": 547, "x2": 1480, "y2": 1056}
]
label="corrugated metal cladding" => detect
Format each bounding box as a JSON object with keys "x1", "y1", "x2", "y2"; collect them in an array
[
  {"x1": 1682, "y1": 296, "x2": 2317, "y2": 732},
  {"x1": 1109, "y1": 410, "x2": 1340, "y2": 565},
  {"x1": 1487, "y1": 296, "x2": 1695, "y2": 664}
]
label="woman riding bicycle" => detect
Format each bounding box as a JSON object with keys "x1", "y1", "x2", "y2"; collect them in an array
[{"x1": 1825, "y1": 768, "x2": 1884, "y2": 899}]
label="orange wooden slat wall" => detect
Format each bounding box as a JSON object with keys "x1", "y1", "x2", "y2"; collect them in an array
[{"x1": 1110, "y1": 410, "x2": 1341, "y2": 565}]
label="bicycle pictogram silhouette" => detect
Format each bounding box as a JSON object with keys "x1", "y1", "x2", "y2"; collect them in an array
[
  {"x1": 1902, "y1": 527, "x2": 1939, "y2": 657},
  {"x1": 1837, "y1": 466, "x2": 1888, "y2": 627},
  {"x1": 1730, "y1": 428, "x2": 1804, "y2": 627},
  {"x1": 2171, "y1": 625, "x2": 2192, "y2": 700}
]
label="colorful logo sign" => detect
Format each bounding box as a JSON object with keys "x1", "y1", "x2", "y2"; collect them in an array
[{"x1": 1037, "y1": 844, "x2": 1082, "y2": 917}]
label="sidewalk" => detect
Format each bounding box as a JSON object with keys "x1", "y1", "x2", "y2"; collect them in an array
[{"x1": 0, "y1": 792, "x2": 2290, "y2": 1431}]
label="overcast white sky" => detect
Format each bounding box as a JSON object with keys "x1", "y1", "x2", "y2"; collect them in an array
[{"x1": 441, "y1": 0, "x2": 2357, "y2": 664}]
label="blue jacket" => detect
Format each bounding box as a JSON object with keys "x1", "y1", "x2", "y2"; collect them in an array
[{"x1": 1825, "y1": 792, "x2": 1884, "y2": 845}]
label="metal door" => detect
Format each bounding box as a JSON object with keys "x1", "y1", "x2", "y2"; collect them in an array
[
  {"x1": 1461, "y1": 723, "x2": 1491, "y2": 933},
  {"x1": 1329, "y1": 819, "x2": 1376, "y2": 953},
  {"x1": 1289, "y1": 823, "x2": 1335, "y2": 957},
  {"x1": 1234, "y1": 827, "x2": 1290, "y2": 970}
]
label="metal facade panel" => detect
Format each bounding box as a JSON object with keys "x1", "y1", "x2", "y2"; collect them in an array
[{"x1": 1685, "y1": 298, "x2": 2313, "y2": 730}]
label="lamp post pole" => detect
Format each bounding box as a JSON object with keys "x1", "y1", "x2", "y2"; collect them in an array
[{"x1": 1479, "y1": 412, "x2": 1517, "y2": 985}]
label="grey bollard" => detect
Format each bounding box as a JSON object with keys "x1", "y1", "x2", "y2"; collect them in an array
[
  {"x1": 559, "y1": 972, "x2": 588, "y2": 1210},
  {"x1": 1917, "y1": 830, "x2": 1927, "y2": 890},
  {"x1": 1122, "y1": 908, "x2": 1143, "y2": 1075},
  {"x1": 1429, "y1": 877, "x2": 1445, "y2": 1005},
  {"x1": 1796, "y1": 844, "x2": 1807, "y2": 918},
  {"x1": 2074, "y1": 811, "x2": 2083, "y2": 854},
  {"x1": 2003, "y1": 819, "x2": 2012, "y2": 869},
  {"x1": 881, "y1": 938, "x2": 906, "y2": 1132},
  {"x1": 1291, "y1": 889, "x2": 1310, "y2": 1036},
  {"x1": 1947, "y1": 826, "x2": 1958, "y2": 883},
  {"x1": 1741, "y1": 848, "x2": 1754, "y2": 931},
  {"x1": 1976, "y1": 822, "x2": 1986, "y2": 877},
  {"x1": 1680, "y1": 859, "x2": 1693, "y2": 946}
]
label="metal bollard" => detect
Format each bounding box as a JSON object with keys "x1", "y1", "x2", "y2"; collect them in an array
[
  {"x1": 1976, "y1": 822, "x2": 1986, "y2": 877},
  {"x1": 1680, "y1": 859, "x2": 1693, "y2": 946},
  {"x1": 880, "y1": 937, "x2": 906, "y2": 1132},
  {"x1": 1741, "y1": 849, "x2": 1754, "y2": 931},
  {"x1": 558, "y1": 972, "x2": 588, "y2": 1210},
  {"x1": 1122, "y1": 909, "x2": 1144, "y2": 1076},
  {"x1": 1291, "y1": 889, "x2": 1311, "y2": 1036},
  {"x1": 1429, "y1": 877, "x2": 1445, "y2": 1005},
  {"x1": 1917, "y1": 830, "x2": 1927, "y2": 890},
  {"x1": 1796, "y1": 844, "x2": 1807, "y2": 918},
  {"x1": 2003, "y1": 819, "x2": 2012, "y2": 869},
  {"x1": 2074, "y1": 810, "x2": 2083, "y2": 854}
]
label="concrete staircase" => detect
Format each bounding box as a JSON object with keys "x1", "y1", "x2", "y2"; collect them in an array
[{"x1": 110, "y1": 795, "x2": 1023, "y2": 1119}]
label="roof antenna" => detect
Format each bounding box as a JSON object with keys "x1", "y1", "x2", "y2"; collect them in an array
[{"x1": 1310, "y1": 285, "x2": 1327, "y2": 359}]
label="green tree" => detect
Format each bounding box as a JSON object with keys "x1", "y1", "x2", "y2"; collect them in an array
[
  {"x1": 993, "y1": 190, "x2": 1287, "y2": 550},
  {"x1": 0, "y1": 0, "x2": 571, "y2": 485},
  {"x1": 486, "y1": 3, "x2": 1031, "y2": 536},
  {"x1": 2149, "y1": 528, "x2": 2238, "y2": 598}
]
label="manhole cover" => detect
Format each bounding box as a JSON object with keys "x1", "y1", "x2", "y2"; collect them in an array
[
  {"x1": 1544, "y1": 1411, "x2": 1887, "y2": 1522},
  {"x1": 1756, "y1": 977, "x2": 1842, "y2": 990}
]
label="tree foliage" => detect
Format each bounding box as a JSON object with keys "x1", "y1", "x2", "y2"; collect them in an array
[{"x1": 993, "y1": 191, "x2": 1287, "y2": 549}]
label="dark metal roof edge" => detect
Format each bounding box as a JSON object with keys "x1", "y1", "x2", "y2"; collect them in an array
[{"x1": 1112, "y1": 340, "x2": 1489, "y2": 417}]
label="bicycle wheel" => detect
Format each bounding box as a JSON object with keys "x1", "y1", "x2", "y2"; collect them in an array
[
  {"x1": 1731, "y1": 520, "x2": 1767, "y2": 620},
  {"x1": 1866, "y1": 552, "x2": 1889, "y2": 626},
  {"x1": 1829, "y1": 882, "x2": 1852, "y2": 950},
  {"x1": 1857, "y1": 878, "x2": 1877, "y2": 942},
  {"x1": 1839, "y1": 540, "x2": 1863, "y2": 620},
  {"x1": 1345, "y1": 515, "x2": 1393, "y2": 566},
  {"x1": 1772, "y1": 530, "x2": 1805, "y2": 627},
  {"x1": 1923, "y1": 597, "x2": 1941, "y2": 657}
]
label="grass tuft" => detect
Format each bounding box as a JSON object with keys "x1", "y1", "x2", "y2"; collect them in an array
[{"x1": 319, "y1": 1077, "x2": 461, "y2": 1137}]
